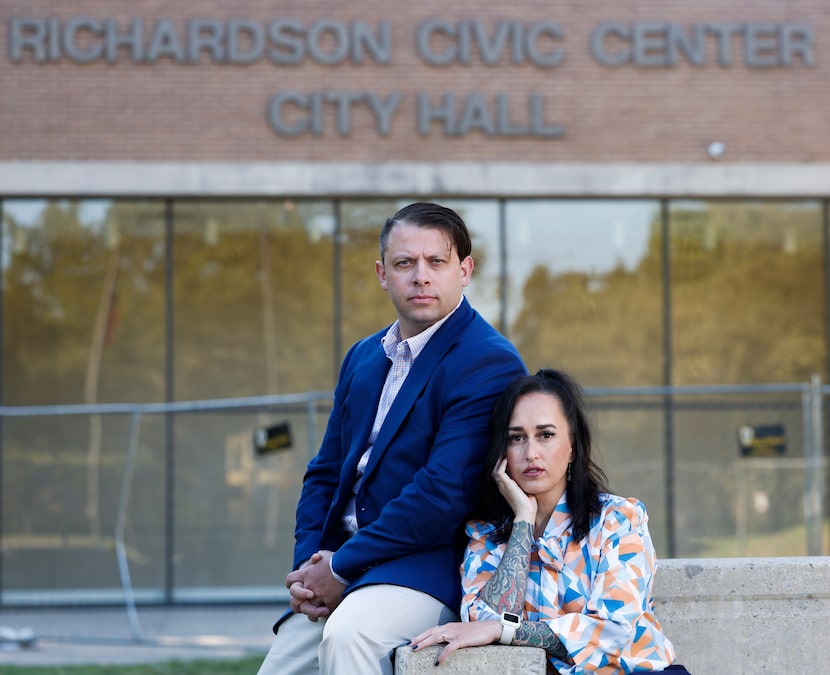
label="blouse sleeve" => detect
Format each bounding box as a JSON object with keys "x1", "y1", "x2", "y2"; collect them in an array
[
  {"x1": 459, "y1": 520, "x2": 504, "y2": 623},
  {"x1": 547, "y1": 498, "x2": 662, "y2": 671}
]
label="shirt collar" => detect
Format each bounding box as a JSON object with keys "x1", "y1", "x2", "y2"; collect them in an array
[{"x1": 381, "y1": 296, "x2": 464, "y2": 361}]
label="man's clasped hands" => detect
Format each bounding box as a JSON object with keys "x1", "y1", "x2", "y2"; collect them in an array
[{"x1": 286, "y1": 550, "x2": 345, "y2": 621}]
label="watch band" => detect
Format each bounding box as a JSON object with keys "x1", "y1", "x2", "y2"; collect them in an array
[
  {"x1": 499, "y1": 611, "x2": 521, "y2": 645},
  {"x1": 498, "y1": 623, "x2": 517, "y2": 645}
]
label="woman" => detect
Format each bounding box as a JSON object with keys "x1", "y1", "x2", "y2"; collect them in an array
[{"x1": 410, "y1": 369, "x2": 691, "y2": 674}]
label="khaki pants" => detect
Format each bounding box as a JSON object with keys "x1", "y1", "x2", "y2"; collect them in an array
[{"x1": 257, "y1": 584, "x2": 458, "y2": 675}]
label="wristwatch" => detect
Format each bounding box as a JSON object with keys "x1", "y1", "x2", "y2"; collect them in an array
[{"x1": 499, "y1": 611, "x2": 522, "y2": 645}]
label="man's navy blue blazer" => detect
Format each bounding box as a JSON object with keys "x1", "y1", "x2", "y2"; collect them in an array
[{"x1": 275, "y1": 297, "x2": 526, "y2": 632}]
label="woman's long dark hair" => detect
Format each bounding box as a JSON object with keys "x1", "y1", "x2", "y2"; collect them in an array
[{"x1": 477, "y1": 368, "x2": 609, "y2": 544}]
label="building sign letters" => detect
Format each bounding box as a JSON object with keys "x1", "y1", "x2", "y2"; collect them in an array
[{"x1": 6, "y1": 17, "x2": 816, "y2": 139}]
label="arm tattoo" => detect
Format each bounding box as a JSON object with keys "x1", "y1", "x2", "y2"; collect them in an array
[
  {"x1": 480, "y1": 520, "x2": 534, "y2": 614},
  {"x1": 515, "y1": 621, "x2": 569, "y2": 660},
  {"x1": 478, "y1": 521, "x2": 568, "y2": 660}
]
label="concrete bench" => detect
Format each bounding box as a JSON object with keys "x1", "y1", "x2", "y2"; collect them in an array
[{"x1": 395, "y1": 556, "x2": 830, "y2": 674}]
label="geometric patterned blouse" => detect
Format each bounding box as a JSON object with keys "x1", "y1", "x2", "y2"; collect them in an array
[{"x1": 461, "y1": 493, "x2": 678, "y2": 674}]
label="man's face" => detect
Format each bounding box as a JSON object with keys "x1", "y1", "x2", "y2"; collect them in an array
[{"x1": 375, "y1": 223, "x2": 474, "y2": 339}]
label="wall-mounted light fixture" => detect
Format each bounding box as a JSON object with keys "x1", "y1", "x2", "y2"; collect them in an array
[{"x1": 707, "y1": 141, "x2": 726, "y2": 160}]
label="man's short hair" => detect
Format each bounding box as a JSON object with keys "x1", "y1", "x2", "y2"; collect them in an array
[{"x1": 379, "y1": 202, "x2": 472, "y2": 262}]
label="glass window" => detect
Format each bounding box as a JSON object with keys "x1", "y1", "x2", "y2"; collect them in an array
[
  {"x1": 3, "y1": 199, "x2": 166, "y2": 404},
  {"x1": 587, "y1": 403, "x2": 669, "y2": 555},
  {"x1": 339, "y1": 200, "x2": 407, "y2": 359},
  {"x1": 671, "y1": 392, "x2": 811, "y2": 557},
  {"x1": 670, "y1": 201, "x2": 825, "y2": 385},
  {"x1": 1, "y1": 199, "x2": 166, "y2": 600},
  {"x1": 170, "y1": 200, "x2": 335, "y2": 592},
  {"x1": 3, "y1": 194, "x2": 828, "y2": 603},
  {"x1": 440, "y1": 200, "x2": 502, "y2": 331},
  {"x1": 668, "y1": 200, "x2": 826, "y2": 558},
  {"x1": 505, "y1": 200, "x2": 663, "y2": 386},
  {"x1": 171, "y1": 405, "x2": 326, "y2": 600},
  {"x1": 172, "y1": 200, "x2": 336, "y2": 399}
]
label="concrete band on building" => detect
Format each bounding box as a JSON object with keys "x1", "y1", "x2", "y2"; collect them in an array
[{"x1": 2, "y1": 162, "x2": 830, "y2": 198}]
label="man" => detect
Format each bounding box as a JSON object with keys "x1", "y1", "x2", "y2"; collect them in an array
[{"x1": 257, "y1": 202, "x2": 526, "y2": 674}]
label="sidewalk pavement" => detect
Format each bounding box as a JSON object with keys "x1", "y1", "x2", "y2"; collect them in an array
[{"x1": 0, "y1": 604, "x2": 286, "y2": 668}]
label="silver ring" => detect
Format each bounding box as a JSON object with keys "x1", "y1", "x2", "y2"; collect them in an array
[{"x1": 442, "y1": 634, "x2": 446, "y2": 641}]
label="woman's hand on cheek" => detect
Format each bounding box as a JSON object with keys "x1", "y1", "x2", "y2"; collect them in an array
[
  {"x1": 409, "y1": 620, "x2": 502, "y2": 666},
  {"x1": 493, "y1": 458, "x2": 537, "y2": 523}
]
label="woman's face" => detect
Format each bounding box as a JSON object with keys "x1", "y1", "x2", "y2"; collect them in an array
[{"x1": 505, "y1": 392, "x2": 574, "y2": 504}]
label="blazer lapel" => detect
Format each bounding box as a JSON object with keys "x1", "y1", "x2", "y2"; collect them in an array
[
  {"x1": 362, "y1": 299, "x2": 473, "y2": 478},
  {"x1": 340, "y1": 335, "x2": 390, "y2": 482}
]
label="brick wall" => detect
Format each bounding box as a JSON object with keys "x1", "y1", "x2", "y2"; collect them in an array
[{"x1": 1, "y1": 0, "x2": 827, "y2": 162}]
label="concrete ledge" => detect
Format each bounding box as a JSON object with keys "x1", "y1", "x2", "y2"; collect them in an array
[
  {"x1": 654, "y1": 557, "x2": 830, "y2": 674},
  {"x1": 394, "y1": 556, "x2": 830, "y2": 674},
  {"x1": 395, "y1": 644, "x2": 546, "y2": 674}
]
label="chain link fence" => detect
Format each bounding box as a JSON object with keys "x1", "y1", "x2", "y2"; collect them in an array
[{"x1": 1, "y1": 380, "x2": 826, "y2": 639}]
